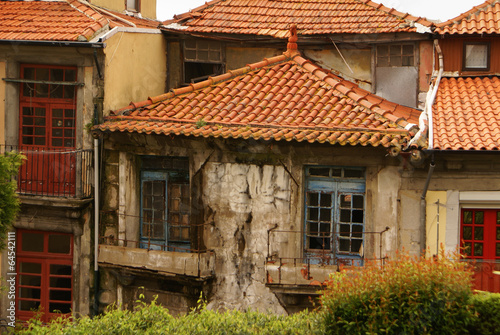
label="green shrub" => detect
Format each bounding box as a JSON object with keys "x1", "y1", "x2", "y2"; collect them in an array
[
  {"x1": 468, "y1": 292, "x2": 500, "y2": 335},
  {"x1": 20, "y1": 298, "x2": 323, "y2": 334},
  {"x1": 319, "y1": 251, "x2": 476, "y2": 335}
]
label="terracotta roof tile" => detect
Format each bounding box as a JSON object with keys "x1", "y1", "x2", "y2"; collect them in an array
[
  {"x1": 0, "y1": 0, "x2": 109, "y2": 41},
  {"x1": 433, "y1": 76, "x2": 500, "y2": 150},
  {"x1": 97, "y1": 39, "x2": 419, "y2": 148},
  {"x1": 436, "y1": 0, "x2": 500, "y2": 34},
  {"x1": 162, "y1": 0, "x2": 433, "y2": 37}
]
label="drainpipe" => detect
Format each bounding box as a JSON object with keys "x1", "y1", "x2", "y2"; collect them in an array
[
  {"x1": 93, "y1": 103, "x2": 101, "y2": 315},
  {"x1": 428, "y1": 39, "x2": 444, "y2": 150},
  {"x1": 418, "y1": 39, "x2": 443, "y2": 253},
  {"x1": 420, "y1": 155, "x2": 435, "y2": 253}
]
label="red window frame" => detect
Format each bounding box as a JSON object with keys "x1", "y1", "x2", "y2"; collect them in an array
[
  {"x1": 18, "y1": 64, "x2": 78, "y2": 196},
  {"x1": 460, "y1": 209, "x2": 500, "y2": 260},
  {"x1": 16, "y1": 230, "x2": 73, "y2": 323}
]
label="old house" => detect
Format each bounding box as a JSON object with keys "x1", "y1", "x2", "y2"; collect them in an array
[
  {"x1": 161, "y1": 0, "x2": 435, "y2": 110},
  {"x1": 418, "y1": 0, "x2": 500, "y2": 292},
  {"x1": 0, "y1": 0, "x2": 165, "y2": 323},
  {"x1": 93, "y1": 22, "x2": 428, "y2": 313}
]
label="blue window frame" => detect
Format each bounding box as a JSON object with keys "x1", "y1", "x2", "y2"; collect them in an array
[
  {"x1": 304, "y1": 166, "x2": 365, "y2": 265},
  {"x1": 140, "y1": 167, "x2": 190, "y2": 251}
]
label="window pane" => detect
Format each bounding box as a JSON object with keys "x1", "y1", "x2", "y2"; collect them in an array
[
  {"x1": 463, "y1": 211, "x2": 472, "y2": 224},
  {"x1": 463, "y1": 242, "x2": 472, "y2": 256},
  {"x1": 50, "y1": 277, "x2": 72, "y2": 289},
  {"x1": 20, "y1": 300, "x2": 40, "y2": 311},
  {"x1": 340, "y1": 209, "x2": 350, "y2": 222},
  {"x1": 49, "y1": 303, "x2": 71, "y2": 314},
  {"x1": 22, "y1": 233, "x2": 44, "y2": 252},
  {"x1": 377, "y1": 45, "x2": 388, "y2": 57},
  {"x1": 309, "y1": 167, "x2": 330, "y2": 177},
  {"x1": 20, "y1": 287, "x2": 41, "y2": 299},
  {"x1": 320, "y1": 193, "x2": 332, "y2": 207},
  {"x1": 308, "y1": 207, "x2": 318, "y2": 220},
  {"x1": 402, "y1": 45, "x2": 414, "y2": 55},
  {"x1": 463, "y1": 226, "x2": 472, "y2": 240},
  {"x1": 390, "y1": 45, "x2": 401, "y2": 56},
  {"x1": 465, "y1": 44, "x2": 488, "y2": 69},
  {"x1": 49, "y1": 289, "x2": 71, "y2": 301},
  {"x1": 352, "y1": 210, "x2": 364, "y2": 223},
  {"x1": 497, "y1": 243, "x2": 500, "y2": 257},
  {"x1": 497, "y1": 227, "x2": 500, "y2": 240},
  {"x1": 48, "y1": 234, "x2": 71, "y2": 254},
  {"x1": 475, "y1": 211, "x2": 484, "y2": 224},
  {"x1": 320, "y1": 208, "x2": 331, "y2": 221},
  {"x1": 50, "y1": 264, "x2": 71, "y2": 276},
  {"x1": 474, "y1": 227, "x2": 484, "y2": 241},
  {"x1": 473, "y1": 243, "x2": 483, "y2": 256},
  {"x1": 340, "y1": 224, "x2": 350, "y2": 237},
  {"x1": 20, "y1": 274, "x2": 41, "y2": 286},
  {"x1": 340, "y1": 194, "x2": 351, "y2": 208},
  {"x1": 351, "y1": 239, "x2": 363, "y2": 254},
  {"x1": 339, "y1": 238, "x2": 350, "y2": 252},
  {"x1": 344, "y1": 169, "x2": 363, "y2": 178},
  {"x1": 307, "y1": 192, "x2": 319, "y2": 206},
  {"x1": 20, "y1": 262, "x2": 42, "y2": 274}
]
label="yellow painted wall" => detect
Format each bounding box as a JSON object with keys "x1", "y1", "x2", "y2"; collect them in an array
[
  {"x1": 426, "y1": 191, "x2": 448, "y2": 258},
  {"x1": 0, "y1": 62, "x2": 5, "y2": 146},
  {"x1": 103, "y1": 31, "x2": 166, "y2": 113},
  {"x1": 91, "y1": 0, "x2": 156, "y2": 19}
]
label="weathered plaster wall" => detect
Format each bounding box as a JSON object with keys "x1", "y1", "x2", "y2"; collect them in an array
[
  {"x1": 226, "y1": 47, "x2": 284, "y2": 70},
  {"x1": 104, "y1": 31, "x2": 166, "y2": 113},
  {"x1": 304, "y1": 48, "x2": 372, "y2": 91},
  {"x1": 202, "y1": 163, "x2": 291, "y2": 313},
  {"x1": 425, "y1": 191, "x2": 447, "y2": 257}
]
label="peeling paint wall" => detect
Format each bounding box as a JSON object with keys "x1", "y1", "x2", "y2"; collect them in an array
[{"x1": 202, "y1": 163, "x2": 291, "y2": 313}]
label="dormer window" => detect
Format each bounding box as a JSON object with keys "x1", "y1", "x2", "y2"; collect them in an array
[
  {"x1": 463, "y1": 42, "x2": 490, "y2": 71},
  {"x1": 183, "y1": 39, "x2": 224, "y2": 84}
]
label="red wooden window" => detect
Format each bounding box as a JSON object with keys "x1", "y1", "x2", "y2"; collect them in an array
[
  {"x1": 18, "y1": 64, "x2": 77, "y2": 195},
  {"x1": 461, "y1": 209, "x2": 500, "y2": 260},
  {"x1": 16, "y1": 230, "x2": 73, "y2": 323}
]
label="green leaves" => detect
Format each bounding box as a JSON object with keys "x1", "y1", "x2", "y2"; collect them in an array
[
  {"x1": 0, "y1": 151, "x2": 24, "y2": 250},
  {"x1": 319, "y1": 251, "x2": 477, "y2": 335}
]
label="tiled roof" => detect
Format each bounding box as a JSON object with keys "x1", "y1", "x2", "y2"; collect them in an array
[
  {"x1": 0, "y1": 0, "x2": 160, "y2": 42},
  {"x1": 96, "y1": 34, "x2": 420, "y2": 149},
  {"x1": 436, "y1": 0, "x2": 500, "y2": 34},
  {"x1": 433, "y1": 77, "x2": 500, "y2": 150},
  {"x1": 162, "y1": 0, "x2": 433, "y2": 38},
  {"x1": 0, "y1": 0, "x2": 109, "y2": 41}
]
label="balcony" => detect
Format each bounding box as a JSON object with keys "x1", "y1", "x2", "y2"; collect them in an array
[
  {"x1": 98, "y1": 237, "x2": 215, "y2": 279},
  {"x1": 2, "y1": 145, "x2": 93, "y2": 198},
  {"x1": 265, "y1": 228, "x2": 389, "y2": 289}
]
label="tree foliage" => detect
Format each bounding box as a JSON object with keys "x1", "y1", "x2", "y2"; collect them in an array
[{"x1": 0, "y1": 152, "x2": 24, "y2": 250}]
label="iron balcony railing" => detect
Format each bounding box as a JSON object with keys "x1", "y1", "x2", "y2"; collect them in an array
[{"x1": 1, "y1": 145, "x2": 93, "y2": 198}]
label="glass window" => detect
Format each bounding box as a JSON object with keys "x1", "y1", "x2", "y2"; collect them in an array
[
  {"x1": 141, "y1": 158, "x2": 191, "y2": 252},
  {"x1": 304, "y1": 166, "x2": 365, "y2": 265},
  {"x1": 376, "y1": 44, "x2": 415, "y2": 67},
  {"x1": 464, "y1": 43, "x2": 489, "y2": 70},
  {"x1": 461, "y1": 209, "x2": 500, "y2": 260}
]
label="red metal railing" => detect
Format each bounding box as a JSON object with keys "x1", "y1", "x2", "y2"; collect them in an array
[{"x1": 2, "y1": 145, "x2": 92, "y2": 198}]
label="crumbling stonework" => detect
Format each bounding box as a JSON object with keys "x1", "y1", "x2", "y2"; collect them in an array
[{"x1": 202, "y1": 163, "x2": 291, "y2": 313}]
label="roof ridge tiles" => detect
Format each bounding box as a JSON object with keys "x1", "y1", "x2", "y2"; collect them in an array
[
  {"x1": 105, "y1": 114, "x2": 408, "y2": 134},
  {"x1": 436, "y1": 0, "x2": 499, "y2": 33}
]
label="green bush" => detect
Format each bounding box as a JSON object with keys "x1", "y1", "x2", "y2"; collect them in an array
[
  {"x1": 319, "y1": 251, "x2": 476, "y2": 335},
  {"x1": 468, "y1": 292, "x2": 500, "y2": 335},
  {"x1": 20, "y1": 298, "x2": 323, "y2": 335}
]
